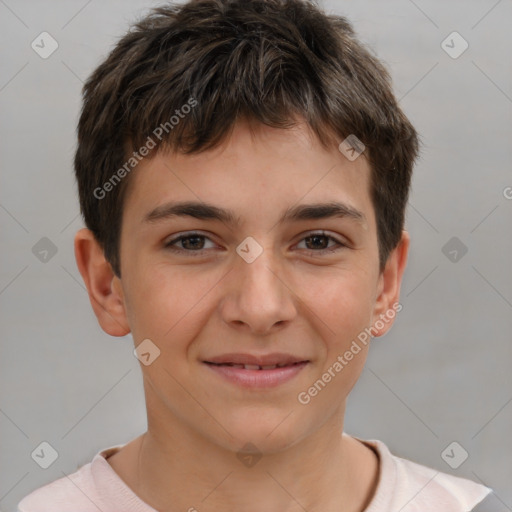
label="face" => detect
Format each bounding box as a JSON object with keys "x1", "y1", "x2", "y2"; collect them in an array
[{"x1": 103, "y1": 119, "x2": 404, "y2": 454}]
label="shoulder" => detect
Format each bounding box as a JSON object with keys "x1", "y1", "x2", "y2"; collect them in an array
[
  {"x1": 17, "y1": 465, "x2": 95, "y2": 512},
  {"x1": 17, "y1": 445, "x2": 123, "y2": 512},
  {"x1": 393, "y1": 452, "x2": 492, "y2": 509},
  {"x1": 352, "y1": 435, "x2": 493, "y2": 512}
]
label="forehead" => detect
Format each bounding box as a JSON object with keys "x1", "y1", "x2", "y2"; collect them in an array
[{"x1": 122, "y1": 120, "x2": 374, "y2": 230}]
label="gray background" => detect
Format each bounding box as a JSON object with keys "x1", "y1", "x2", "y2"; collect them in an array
[{"x1": 1, "y1": 0, "x2": 511, "y2": 510}]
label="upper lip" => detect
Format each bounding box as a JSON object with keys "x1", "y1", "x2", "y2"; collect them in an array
[{"x1": 203, "y1": 353, "x2": 310, "y2": 366}]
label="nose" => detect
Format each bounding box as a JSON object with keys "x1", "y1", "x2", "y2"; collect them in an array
[{"x1": 219, "y1": 242, "x2": 297, "y2": 336}]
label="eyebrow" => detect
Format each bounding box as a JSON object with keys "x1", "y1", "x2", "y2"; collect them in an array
[{"x1": 143, "y1": 200, "x2": 366, "y2": 226}]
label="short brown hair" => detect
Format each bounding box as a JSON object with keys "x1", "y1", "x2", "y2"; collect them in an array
[{"x1": 74, "y1": 0, "x2": 420, "y2": 277}]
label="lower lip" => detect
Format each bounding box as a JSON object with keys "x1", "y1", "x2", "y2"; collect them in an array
[{"x1": 203, "y1": 362, "x2": 309, "y2": 388}]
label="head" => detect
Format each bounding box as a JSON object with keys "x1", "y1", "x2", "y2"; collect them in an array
[{"x1": 74, "y1": 0, "x2": 419, "y2": 454}]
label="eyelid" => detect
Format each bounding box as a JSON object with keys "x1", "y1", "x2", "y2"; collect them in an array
[
  {"x1": 163, "y1": 230, "x2": 219, "y2": 252},
  {"x1": 294, "y1": 230, "x2": 348, "y2": 252},
  {"x1": 163, "y1": 230, "x2": 212, "y2": 245}
]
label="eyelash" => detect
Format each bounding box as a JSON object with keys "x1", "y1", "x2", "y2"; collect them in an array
[{"x1": 163, "y1": 231, "x2": 347, "y2": 257}]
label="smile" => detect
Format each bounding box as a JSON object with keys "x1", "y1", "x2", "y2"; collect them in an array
[
  {"x1": 206, "y1": 361, "x2": 305, "y2": 370},
  {"x1": 203, "y1": 361, "x2": 309, "y2": 388}
]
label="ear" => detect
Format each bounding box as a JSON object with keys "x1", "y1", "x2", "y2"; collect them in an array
[
  {"x1": 74, "y1": 228, "x2": 130, "y2": 337},
  {"x1": 370, "y1": 230, "x2": 409, "y2": 338}
]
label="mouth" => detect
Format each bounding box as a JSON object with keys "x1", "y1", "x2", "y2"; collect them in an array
[
  {"x1": 204, "y1": 361, "x2": 307, "y2": 370},
  {"x1": 202, "y1": 360, "x2": 310, "y2": 388}
]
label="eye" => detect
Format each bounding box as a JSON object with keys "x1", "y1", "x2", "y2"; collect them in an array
[
  {"x1": 164, "y1": 232, "x2": 217, "y2": 255},
  {"x1": 295, "y1": 231, "x2": 346, "y2": 255},
  {"x1": 164, "y1": 231, "x2": 346, "y2": 257}
]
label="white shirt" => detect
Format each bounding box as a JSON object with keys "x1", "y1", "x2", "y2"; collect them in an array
[{"x1": 18, "y1": 434, "x2": 494, "y2": 511}]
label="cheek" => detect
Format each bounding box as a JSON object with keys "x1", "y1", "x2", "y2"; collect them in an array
[
  {"x1": 307, "y1": 281, "x2": 374, "y2": 404},
  {"x1": 124, "y1": 262, "x2": 222, "y2": 344},
  {"x1": 301, "y1": 268, "x2": 375, "y2": 343}
]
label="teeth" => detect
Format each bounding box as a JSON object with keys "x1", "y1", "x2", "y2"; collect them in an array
[
  {"x1": 211, "y1": 362, "x2": 303, "y2": 369},
  {"x1": 242, "y1": 364, "x2": 285, "y2": 370},
  {"x1": 244, "y1": 364, "x2": 262, "y2": 370}
]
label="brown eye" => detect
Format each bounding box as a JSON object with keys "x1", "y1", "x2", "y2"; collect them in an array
[
  {"x1": 296, "y1": 232, "x2": 346, "y2": 255},
  {"x1": 164, "y1": 232, "x2": 217, "y2": 255}
]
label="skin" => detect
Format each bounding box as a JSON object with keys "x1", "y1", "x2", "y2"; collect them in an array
[{"x1": 75, "y1": 118, "x2": 409, "y2": 512}]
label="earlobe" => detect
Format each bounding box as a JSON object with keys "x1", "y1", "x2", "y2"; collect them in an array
[
  {"x1": 370, "y1": 230, "x2": 409, "y2": 338},
  {"x1": 74, "y1": 228, "x2": 131, "y2": 337}
]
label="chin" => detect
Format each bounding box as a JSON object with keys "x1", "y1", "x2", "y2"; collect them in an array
[{"x1": 212, "y1": 413, "x2": 306, "y2": 455}]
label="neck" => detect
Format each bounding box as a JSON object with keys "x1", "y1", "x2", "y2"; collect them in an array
[{"x1": 123, "y1": 408, "x2": 379, "y2": 512}]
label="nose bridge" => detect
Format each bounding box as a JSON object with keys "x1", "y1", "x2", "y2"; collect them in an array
[
  {"x1": 243, "y1": 249, "x2": 280, "y2": 295},
  {"x1": 238, "y1": 238, "x2": 284, "y2": 304}
]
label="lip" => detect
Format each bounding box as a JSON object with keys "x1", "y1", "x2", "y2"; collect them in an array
[
  {"x1": 203, "y1": 352, "x2": 309, "y2": 367},
  {"x1": 203, "y1": 361, "x2": 309, "y2": 388}
]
